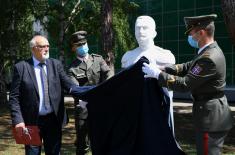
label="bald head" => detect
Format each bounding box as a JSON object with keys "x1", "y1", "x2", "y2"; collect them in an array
[
  {"x1": 30, "y1": 35, "x2": 49, "y2": 48},
  {"x1": 30, "y1": 35, "x2": 50, "y2": 62}
]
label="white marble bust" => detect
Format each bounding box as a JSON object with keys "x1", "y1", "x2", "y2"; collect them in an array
[
  {"x1": 121, "y1": 15, "x2": 176, "y2": 134},
  {"x1": 121, "y1": 15, "x2": 175, "y2": 68}
]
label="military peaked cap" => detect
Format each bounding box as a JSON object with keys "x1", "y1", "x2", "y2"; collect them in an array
[
  {"x1": 184, "y1": 14, "x2": 217, "y2": 35},
  {"x1": 71, "y1": 31, "x2": 87, "y2": 45}
]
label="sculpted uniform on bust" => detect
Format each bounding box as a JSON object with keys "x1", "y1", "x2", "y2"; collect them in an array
[
  {"x1": 122, "y1": 46, "x2": 175, "y2": 68},
  {"x1": 121, "y1": 15, "x2": 176, "y2": 133}
]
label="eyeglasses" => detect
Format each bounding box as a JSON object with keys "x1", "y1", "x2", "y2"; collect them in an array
[{"x1": 35, "y1": 45, "x2": 50, "y2": 49}]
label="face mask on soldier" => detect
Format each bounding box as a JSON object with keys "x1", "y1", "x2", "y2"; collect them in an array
[
  {"x1": 187, "y1": 31, "x2": 200, "y2": 48},
  {"x1": 76, "y1": 43, "x2": 89, "y2": 57},
  {"x1": 187, "y1": 36, "x2": 199, "y2": 48}
]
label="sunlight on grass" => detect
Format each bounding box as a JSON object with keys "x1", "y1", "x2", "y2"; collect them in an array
[{"x1": 1, "y1": 101, "x2": 234, "y2": 155}]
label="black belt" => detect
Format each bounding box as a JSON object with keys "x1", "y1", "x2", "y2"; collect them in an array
[
  {"x1": 192, "y1": 92, "x2": 224, "y2": 101},
  {"x1": 39, "y1": 112, "x2": 54, "y2": 119}
]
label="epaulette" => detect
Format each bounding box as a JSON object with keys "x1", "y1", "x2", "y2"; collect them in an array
[{"x1": 201, "y1": 52, "x2": 210, "y2": 58}]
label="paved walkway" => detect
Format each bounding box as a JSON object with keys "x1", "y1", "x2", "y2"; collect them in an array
[{"x1": 174, "y1": 100, "x2": 235, "y2": 110}]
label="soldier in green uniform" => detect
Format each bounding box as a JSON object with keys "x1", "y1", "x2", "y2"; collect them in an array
[
  {"x1": 68, "y1": 31, "x2": 113, "y2": 155},
  {"x1": 142, "y1": 14, "x2": 234, "y2": 155}
]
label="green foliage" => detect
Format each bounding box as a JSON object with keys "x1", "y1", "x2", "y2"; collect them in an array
[
  {"x1": 0, "y1": 0, "x2": 49, "y2": 60},
  {"x1": 112, "y1": 0, "x2": 139, "y2": 68},
  {"x1": 0, "y1": 0, "x2": 139, "y2": 70},
  {"x1": 67, "y1": 0, "x2": 139, "y2": 68},
  {"x1": 46, "y1": 0, "x2": 139, "y2": 68},
  {"x1": 0, "y1": 0, "x2": 48, "y2": 84},
  {"x1": 46, "y1": 0, "x2": 102, "y2": 65}
]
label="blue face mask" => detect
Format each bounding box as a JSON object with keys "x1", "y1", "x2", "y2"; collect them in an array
[
  {"x1": 187, "y1": 35, "x2": 199, "y2": 48},
  {"x1": 76, "y1": 43, "x2": 89, "y2": 57}
]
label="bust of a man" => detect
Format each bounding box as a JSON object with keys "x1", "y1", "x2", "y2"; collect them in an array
[
  {"x1": 121, "y1": 16, "x2": 176, "y2": 133},
  {"x1": 121, "y1": 15, "x2": 175, "y2": 68}
]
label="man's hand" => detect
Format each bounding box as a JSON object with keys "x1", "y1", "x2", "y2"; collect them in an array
[
  {"x1": 15, "y1": 122, "x2": 25, "y2": 137},
  {"x1": 142, "y1": 62, "x2": 162, "y2": 79},
  {"x1": 69, "y1": 84, "x2": 79, "y2": 93}
]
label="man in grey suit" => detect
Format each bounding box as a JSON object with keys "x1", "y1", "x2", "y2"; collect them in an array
[
  {"x1": 9, "y1": 35, "x2": 76, "y2": 155},
  {"x1": 142, "y1": 14, "x2": 234, "y2": 155}
]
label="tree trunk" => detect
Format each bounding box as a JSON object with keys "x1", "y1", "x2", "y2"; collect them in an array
[
  {"x1": 221, "y1": 0, "x2": 235, "y2": 46},
  {"x1": 58, "y1": 11, "x2": 65, "y2": 64},
  {"x1": 58, "y1": 0, "x2": 65, "y2": 64},
  {"x1": 101, "y1": 0, "x2": 115, "y2": 74},
  {"x1": 58, "y1": 0, "x2": 80, "y2": 65}
]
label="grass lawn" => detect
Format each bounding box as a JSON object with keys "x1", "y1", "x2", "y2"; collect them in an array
[
  {"x1": 173, "y1": 103, "x2": 235, "y2": 155},
  {"x1": 0, "y1": 99, "x2": 234, "y2": 155}
]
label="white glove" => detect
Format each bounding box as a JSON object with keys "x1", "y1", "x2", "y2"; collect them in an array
[
  {"x1": 142, "y1": 62, "x2": 162, "y2": 79},
  {"x1": 79, "y1": 100, "x2": 88, "y2": 109}
]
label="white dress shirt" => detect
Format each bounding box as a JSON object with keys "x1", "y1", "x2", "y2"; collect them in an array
[{"x1": 198, "y1": 42, "x2": 214, "y2": 54}]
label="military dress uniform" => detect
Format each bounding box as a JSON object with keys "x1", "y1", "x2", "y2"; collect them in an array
[
  {"x1": 68, "y1": 30, "x2": 113, "y2": 155},
  {"x1": 68, "y1": 53, "x2": 112, "y2": 155},
  {"x1": 155, "y1": 15, "x2": 234, "y2": 155}
]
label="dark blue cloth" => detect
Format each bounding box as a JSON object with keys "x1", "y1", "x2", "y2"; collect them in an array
[
  {"x1": 71, "y1": 57, "x2": 185, "y2": 155},
  {"x1": 70, "y1": 85, "x2": 94, "y2": 97}
]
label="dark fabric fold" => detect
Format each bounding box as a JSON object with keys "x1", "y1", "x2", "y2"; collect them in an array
[{"x1": 71, "y1": 57, "x2": 185, "y2": 155}]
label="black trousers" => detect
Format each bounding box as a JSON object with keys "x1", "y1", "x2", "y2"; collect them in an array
[
  {"x1": 75, "y1": 104, "x2": 90, "y2": 155},
  {"x1": 25, "y1": 113, "x2": 62, "y2": 155},
  {"x1": 76, "y1": 119, "x2": 89, "y2": 155}
]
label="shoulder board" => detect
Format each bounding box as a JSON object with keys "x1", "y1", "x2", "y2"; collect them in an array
[{"x1": 201, "y1": 52, "x2": 210, "y2": 58}]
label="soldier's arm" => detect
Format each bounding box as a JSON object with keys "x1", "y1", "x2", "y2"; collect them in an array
[
  {"x1": 67, "y1": 68, "x2": 80, "y2": 85},
  {"x1": 164, "y1": 61, "x2": 193, "y2": 76},
  {"x1": 99, "y1": 57, "x2": 114, "y2": 80},
  {"x1": 158, "y1": 57, "x2": 216, "y2": 92}
]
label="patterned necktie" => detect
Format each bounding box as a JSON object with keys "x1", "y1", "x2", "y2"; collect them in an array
[{"x1": 38, "y1": 63, "x2": 50, "y2": 110}]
